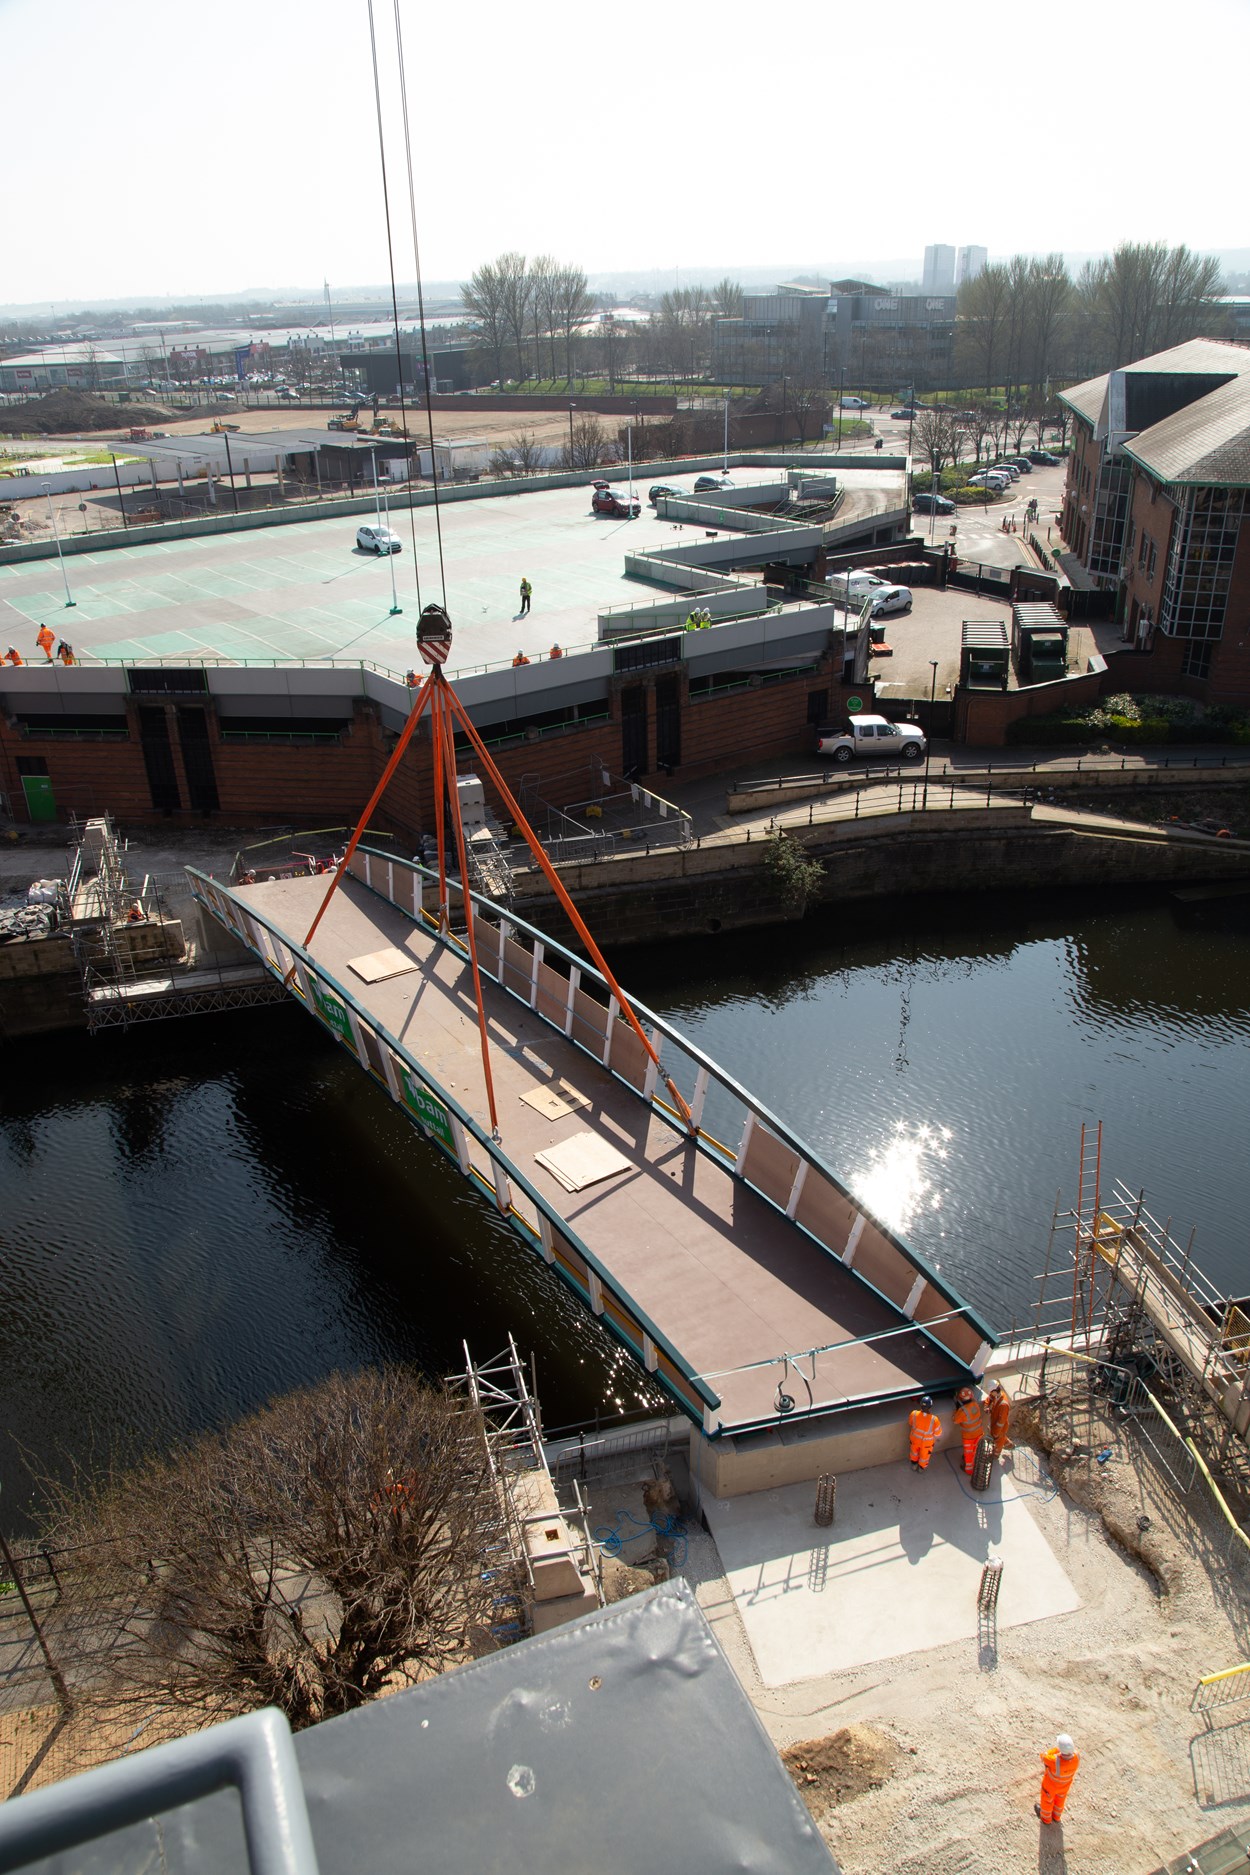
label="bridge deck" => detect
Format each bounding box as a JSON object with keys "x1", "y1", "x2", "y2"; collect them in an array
[{"x1": 239, "y1": 873, "x2": 963, "y2": 1429}]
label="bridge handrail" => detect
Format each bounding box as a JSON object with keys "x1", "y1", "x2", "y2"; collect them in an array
[
  {"x1": 357, "y1": 847, "x2": 996, "y2": 1349},
  {"x1": 185, "y1": 868, "x2": 719, "y2": 1420}
]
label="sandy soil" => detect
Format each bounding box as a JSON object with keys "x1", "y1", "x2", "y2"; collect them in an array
[
  {"x1": 685, "y1": 1390, "x2": 1250, "y2": 1875},
  {"x1": 84, "y1": 403, "x2": 633, "y2": 455}
]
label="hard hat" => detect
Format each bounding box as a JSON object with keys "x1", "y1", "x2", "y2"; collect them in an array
[
  {"x1": 988, "y1": 1379, "x2": 1003, "y2": 1392},
  {"x1": 921, "y1": 1395, "x2": 933, "y2": 1409},
  {"x1": 1056, "y1": 1734, "x2": 1075, "y2": 1757}
]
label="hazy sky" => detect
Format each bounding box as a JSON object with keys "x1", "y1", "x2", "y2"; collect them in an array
[{"x1": 4, "y1": 0, "x2": 1246, "y2": 306}]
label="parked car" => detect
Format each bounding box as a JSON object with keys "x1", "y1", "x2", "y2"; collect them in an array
[
  {"x1": 816, "y1": 714, "x2": 927, "y2": 763},
  {"x1": 1029, "y1": 450, "x2": 1062, "y2": 465},
  {"x1": 693, "y1": 474, "x2": 733, "y2": 494},
  {"x1": 649, "y1": 483, "x2": 684, "y2": 504},
  {"x1": 866, "y1": 583, "x2": 913, "y2": 618},
  {"x1": 968, "y1": 471, "x2": 1010, "y2": 492},
  {"x1": 912, "y1": 492, "x2": 955, "y2": 514},
  {"x1": 990, "y1": 462, "x2": 1020, "y2": 480},
  {"x1": 356, "y1": 524, "x2": 402, "y2": 554},
  {"x1": 891, "y1": 408, "x2": 917, "y2": 420},
  {"x1": 592, "y1": 488, "x2": 641, "y2": 518}
]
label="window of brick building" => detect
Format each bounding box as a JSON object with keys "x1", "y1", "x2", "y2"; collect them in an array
[{"x1": 1180, "y1": 641, "x2": 1213, "y2": 680}]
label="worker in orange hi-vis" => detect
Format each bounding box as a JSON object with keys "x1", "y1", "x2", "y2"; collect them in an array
[
  {"x1": 952, "y1": 1385, "x2": 984, "y2": 1475},
  {"x1": 35, "y1": 625, "x2": 56, "y2": 662},
  {"x1": 1036, "y1": 1734, "x2": 1079, "y2": 1824},
  {"x1": 907, "y1": 1395, "x2": 941, "y2": 1472},
  {"x1": 987, "y1": 1378, "x2": 1012, "y2": 1458}
]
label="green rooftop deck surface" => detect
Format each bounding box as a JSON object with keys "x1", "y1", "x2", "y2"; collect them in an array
[{"x1": 0, "y1": 478, "x2": 764, "y2": 675}]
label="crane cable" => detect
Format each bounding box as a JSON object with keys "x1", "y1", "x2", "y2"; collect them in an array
[
  {"x1": 392, "y1": 0, "x2": 448, "y2": 607},
  {"x1": 366, "y1": 0, "x2": 423, "y2": 598}
]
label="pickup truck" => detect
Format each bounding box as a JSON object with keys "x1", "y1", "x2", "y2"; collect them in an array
[{"x1": 816, "y1": 714, "x2": 927, "y2": 763}]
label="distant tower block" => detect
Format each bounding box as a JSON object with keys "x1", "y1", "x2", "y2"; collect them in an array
[
  {"x1": 923, "y1": 244, "x2": 957, "y2": 294},
  {"x1": 958, "y1": 246, "x2": 988, "y2": 288}
]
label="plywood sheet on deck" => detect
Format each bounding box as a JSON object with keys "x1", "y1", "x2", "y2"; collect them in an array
[
  {"x1": 520, "y1": 1082, "x2": 592, "y2": 1121},
  {"x1": 535, "y1": 1131, "x2": 633, "y2": 1193},
  {"x1": 347, "y1": 947, "x2": 419, "y2": 984}
]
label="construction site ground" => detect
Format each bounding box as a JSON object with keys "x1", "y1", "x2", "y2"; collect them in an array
[{"x1": 677, "y1": 1395, "x2": 1250, "y2": 1875}]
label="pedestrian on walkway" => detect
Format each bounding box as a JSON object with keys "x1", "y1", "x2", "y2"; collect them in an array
[
  {"x1": 56, "y1": 641, "x2": 76, "y2": 666},
  {"x1": 512, "y1": 649, "x2": 530, "y2": 667},
  {"x1": 987, "y1": 1379, "x2": 1012, "y2": 1458},
  {"x1": 519, "y1": 576, "x2": 532, "y2": 616},
  {"x1": 907, "y1": 1395, "x2": 941, "y2": 1471},
  {"x1": 3, "y1": 646, "x2": 22, "y2": 666},
  {"x1": 35, "y1": 624, "x2": 55, "y2": 662},
  {"x1": 952, "y1": 1386, "x2": 984, "y2": 1475},
  {"x1": 1036, "y1": 1734, "x2": 1079, "y2": 1824},
  {"x1": 548, "y1": 642, "x2": 563, "y2": 658}
]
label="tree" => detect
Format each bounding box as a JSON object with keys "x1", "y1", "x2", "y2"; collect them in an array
[
  {"x1": 712, "y1": 277, "x2": 745, "y2": 319},
  {"x1": 561, "y1": 414, "x2": 608, "y2": 470},
  {"x1": 528, "y1": 254, "x2": 558, "y2": 381},
  {"x1": 962, "y1": 404, "x2": 997, "y2": 465},
  {"x1": 957, "y1": 263, "x2": 1011, "y2": 394},
  {"x1": 1022, "y1": 255, "x2": 1071, "y2": 395},
  {"x1": 493, "y1": 250, "x2": 533, "y2": 383},
  {"x1": 914, "y1": 407, "x2": 956, "y2": 483},
  {"x1": 489, "y1": 430, "x2": 546, "y2": 477},
  {"x1": 1078, "y1": 242, "x2": 1224, "y2": 371},
  {"x1": 551, "y1": 263, "x2": 594, "y2": 387},
  {"x1": 461, "y1": 258, "x2": 509, "y2": 385},
  {"x1": 42, "y1": 1369, "x2": 505, "y2": 1733}
]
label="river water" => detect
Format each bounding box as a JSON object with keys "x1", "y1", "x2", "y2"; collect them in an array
[{"x1": 2, "y1": 883, "x2": 1249, "y2": 1530}]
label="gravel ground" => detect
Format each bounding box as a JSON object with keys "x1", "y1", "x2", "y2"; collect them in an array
[{"x1": 685, "y1": 1397, "x2": 1250, "y2": 1875}]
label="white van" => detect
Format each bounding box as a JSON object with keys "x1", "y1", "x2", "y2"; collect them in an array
[{"x1": 826, "y1": 568, "x2": 892, "y2": 609}]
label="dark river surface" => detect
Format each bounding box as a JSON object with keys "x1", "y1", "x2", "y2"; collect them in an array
[{"x1": 3, "y1": 882, "x2": 1249, "y2": 1531}]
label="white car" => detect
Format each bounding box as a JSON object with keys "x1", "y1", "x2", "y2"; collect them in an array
[
  {"x1": 968, "y1": 471, "x2": 1009, "y2": 491},
  {"x1": 357, "y1": 524, "x2": 402, "y2": 554},
  {"x1": 867, "y1": 583, "x2": 913, "y2": 618},
  {"x1": 816, "y1": 714, "x2": 927, "y2": 763},
  {"x1": 840, "y1": 396, "x2": 868, "y2": 409}
]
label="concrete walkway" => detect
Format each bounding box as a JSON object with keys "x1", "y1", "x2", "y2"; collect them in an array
[{"x1": 701, "y1": 1444, "x2": 1080, "y2": 1687}]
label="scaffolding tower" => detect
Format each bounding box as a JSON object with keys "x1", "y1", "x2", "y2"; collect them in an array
[{"x1": 1032, "y1": 1125, "x2": 1250, "y2": 1494}]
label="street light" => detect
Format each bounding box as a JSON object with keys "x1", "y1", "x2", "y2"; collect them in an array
[
  {"x1": 723, "y1": 395, "x2": 730, "y2": 476},
  {"x1": 923, "y1": 659, "x2": 939, "y2": 808},
  {"x1": 381, "y1": 481, "x2": 401, "y2": 617},
  {"x1": 625, "y1": 420, "x2": 634, "y2": 514},
  {"x1": 837, "y1": 367, "x2": 845, "y2": 449},
  {"x1": 568, "y1": 400, "x2": 576, "y2": 469},
  {"x1": 42, "y1": 485, "x2": 75, "y2": 608}
]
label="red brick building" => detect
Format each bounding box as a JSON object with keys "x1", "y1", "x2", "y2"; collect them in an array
[{"x1": 1060, "y1": 339, "x2": 1250, "y2": 701}]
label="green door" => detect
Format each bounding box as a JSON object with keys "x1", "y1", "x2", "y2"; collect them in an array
[{"x1": 21, "y1": 775, "x2": 56, "y2": 823}]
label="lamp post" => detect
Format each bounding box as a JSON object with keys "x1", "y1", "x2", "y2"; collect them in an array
[
  {"x1": 381, "y1": 480, "x2": 401, "y2": 615},
  {"x1": 837, "y1": 367, "x2": 845, "y2": 450},
  {"x1": 42, "y1": 485, "x2": 75, "y2": 608},
  {"x1": 723, "y1": 395, "x2": 730, "y2": 476},
  {"x1": 568, "y1": 400, "x2": 576, "y2": 469},
  {"x1": 923, "y1": 659, "x2": 939, "y2": 808},
  {"x1": 626, "y1": 420, "x2": 634, "y2": 514}
]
